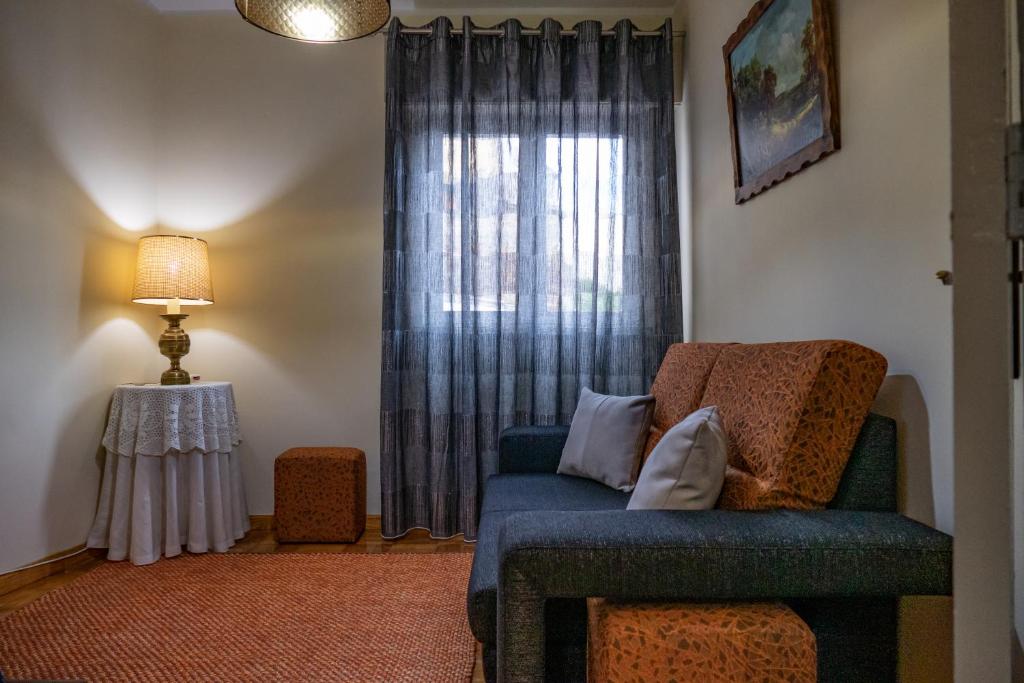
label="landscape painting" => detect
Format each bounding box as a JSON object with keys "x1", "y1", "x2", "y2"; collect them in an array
[{"x1": 724, "y1": 0, "x2": 839, "y2": 203}]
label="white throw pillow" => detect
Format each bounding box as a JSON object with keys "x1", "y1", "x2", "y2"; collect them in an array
[
  {"x1": 557, "y1": 387, "x2": 655, "y2": 492},
  {"x1": 627, "y1": 405, "x2": 727, "y2": 510}
]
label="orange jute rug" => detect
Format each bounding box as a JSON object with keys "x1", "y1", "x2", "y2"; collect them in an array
[{"x1": 0, "y1": 553, "x2": 475, "y2": 682}]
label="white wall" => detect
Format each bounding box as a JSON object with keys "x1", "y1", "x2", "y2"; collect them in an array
[
  {"x1": 678, "y1": 0, "x2": 952, "y2": 531},
  {"x1": 0, "y1": 0, "x2": 165, "y2": 573},
  {"x1": 154, "y1": 13, "x2": 388, "y2": 518},
  {"x1": 0, "y1": 0, "x2": 956, "y2": 615},
  {"x1": 1017, "y1": 383, "x2": 1024, "y2": 679},
  {"x1": 676, "y1": 1, "x2": 953, "y2": 679},
  {"x1": 155, "y1": 9, "x2": 676, "y2": 520},
  {"x1": 0, "y1": 1, "x2": 680, "y2": 571},
  {"x1": 1016, "y1": 383, "x2": 1024, "y2": 675}
]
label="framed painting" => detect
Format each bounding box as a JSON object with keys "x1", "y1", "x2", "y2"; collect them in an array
[{"x1": 723, "y1": 0, "x2": 839, "y2": 203}]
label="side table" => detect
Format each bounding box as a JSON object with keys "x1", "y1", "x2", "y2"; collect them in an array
[{"x1": 87, "y1": 381, "x2": 250, "y2": 565}]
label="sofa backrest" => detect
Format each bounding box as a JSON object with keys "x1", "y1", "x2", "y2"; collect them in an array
[
  {"x1": 699, "y1": 341, "x2": 888, "y2": 510},
  {"x1": 828, "y1": 412, "x2": 898, "y2": 512},
  {"x1": 644, "y1": 343, "x2": 734, "y2": 461}
]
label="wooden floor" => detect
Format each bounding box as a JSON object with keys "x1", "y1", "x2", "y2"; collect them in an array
[{"x1": 0, "y1": 518, "x2": 485, "y2": 683}]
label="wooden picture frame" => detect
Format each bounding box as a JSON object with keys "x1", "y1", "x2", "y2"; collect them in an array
[{"x1": 723, "y1": 0, "x2": 839, "y2": 203}]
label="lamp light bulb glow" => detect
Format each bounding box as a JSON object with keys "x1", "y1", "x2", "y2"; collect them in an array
[{"x1": 290, "y1": 6, "x2": 334, "y2": 41}]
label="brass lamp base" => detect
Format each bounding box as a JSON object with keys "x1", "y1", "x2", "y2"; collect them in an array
[{"x1": 159, "y1": 313, "x2": 192, "y2": 385}]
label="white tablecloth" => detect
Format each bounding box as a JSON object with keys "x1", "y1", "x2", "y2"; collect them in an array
[{"x1": 87, "y1": 382, "x2": 250, "y2": 565}]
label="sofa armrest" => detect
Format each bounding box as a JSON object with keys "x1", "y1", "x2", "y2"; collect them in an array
[
  {"x1": 495, "y1": 509, "x2": 951, "y2": 682},
  {"x1": 497, "y1": 425, "x2": 571, "y2": 474}
]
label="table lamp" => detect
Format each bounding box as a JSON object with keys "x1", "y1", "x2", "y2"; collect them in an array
[{"x1": 131, "y1": 235, "x2": 214, "y2": 385}]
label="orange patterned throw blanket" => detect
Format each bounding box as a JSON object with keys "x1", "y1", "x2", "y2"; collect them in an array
[{"x1": 0, "y1": 553, "x2": 475, "y2": 682}]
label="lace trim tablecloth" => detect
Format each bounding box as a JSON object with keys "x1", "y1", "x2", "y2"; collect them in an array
[
  {"x1": 88, "y1": 382, "x2": 249, "y2": 565},
  {"x1": 102, "y1": 382, "x2": 241, "y2": 458}
]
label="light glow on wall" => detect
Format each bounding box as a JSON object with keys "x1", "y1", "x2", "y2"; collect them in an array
[{"x1": 0, "y1": 3, "x2": 158, "y2": 232}]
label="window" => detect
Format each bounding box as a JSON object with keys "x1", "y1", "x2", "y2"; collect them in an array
[
  {"x1": 442, "y1": 135, "x2": 519, "y2": 312},
  {"x1": 442, "y1": 134, "x2": 625, "y2": 314},
  {"x1": 544, "y1": 135, "x2": 625, "y2": 313}
]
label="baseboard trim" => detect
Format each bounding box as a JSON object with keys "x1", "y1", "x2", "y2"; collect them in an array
[
  {"x1": 2, "y1": 514, "x2": 386, "y2": 598},
  {"x1": 249, "y1": 514, "x2": 381, "y2": 531},
  {"x1": 0, "y1": 545, "x2": 104, "y2": 598},
  {"x1": 249, "y1": 515, "x2": 274, "y2": 530}
]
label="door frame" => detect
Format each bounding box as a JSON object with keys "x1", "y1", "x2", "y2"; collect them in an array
[{"x1": 949, "y1": 0, "x2": 1015, "y2": 679}]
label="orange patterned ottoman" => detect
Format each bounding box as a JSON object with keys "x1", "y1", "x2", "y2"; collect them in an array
[
  {"x1": 588, "y1": 600, "x2": 816, "y2": 683},
  {"x1": 274, "y1": 447, "x2": 366, "y2": 543}
]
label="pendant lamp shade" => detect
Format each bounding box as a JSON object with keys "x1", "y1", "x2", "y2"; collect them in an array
[{"x1": 235, "y1": 0, "x2": 391, "y2": 42}]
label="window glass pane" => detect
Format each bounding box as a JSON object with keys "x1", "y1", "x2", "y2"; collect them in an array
[
  {"x1": 442, "y1": 135, "x2": 519, "y2": 312},
  {"x1": 545, "y1": 135, "x2": 625, "y2": 313},
  {"x1": 441, "y1": 134, "x2": 624, "y2": 313}
]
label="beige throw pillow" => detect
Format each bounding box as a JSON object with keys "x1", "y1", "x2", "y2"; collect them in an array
[
  {"x1": 557, "y1": 387, "x2": 655, "y2": 492},
  {"x1": 627, "y1": 406, "x2": 726, "y2": 510}
]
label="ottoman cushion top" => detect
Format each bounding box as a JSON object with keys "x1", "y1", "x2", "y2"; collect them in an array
[
  {"x1": 277, "y1": 447, "x2": 364, "y2": 461},
  {"x1": 588, "y1": 600, "x2": 816, "y2": 683}
]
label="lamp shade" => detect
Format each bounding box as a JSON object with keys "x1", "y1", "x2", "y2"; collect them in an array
[
  {"x1": 132, "y1": 235, "x2": 214, "y2": 306},
  {"x1": 235, "y1": 0, "x2": 390, "y2": 43}
]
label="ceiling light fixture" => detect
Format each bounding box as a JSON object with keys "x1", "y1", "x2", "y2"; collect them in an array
[{"x1": 235, "y1": 0, "x2": 390, "y2": 43}]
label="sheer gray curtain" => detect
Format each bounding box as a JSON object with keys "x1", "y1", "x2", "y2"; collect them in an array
[{"x1": 381, "y1": 17, "x2": 683, "y2": 540}]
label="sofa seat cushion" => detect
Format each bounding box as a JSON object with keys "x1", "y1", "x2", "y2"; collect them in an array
[
  {"x1": 469, "y1": 512, "x2": 590, "y2": 645},
  {"x1": 482, "y1": 473, "x2": 632, "y2": 515},
  {"x1": 468, "y1": 512, "x2": 507, "y2": 642},
  {"x1": 470, "y1": 474, "x2": 630, "y2": 643},
  {"x1": 701, "y1": 340, "x2": 888, "y2": 510},
  {"x1": 643, "y1": 343, "x2": 734, "y2": 461}
]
